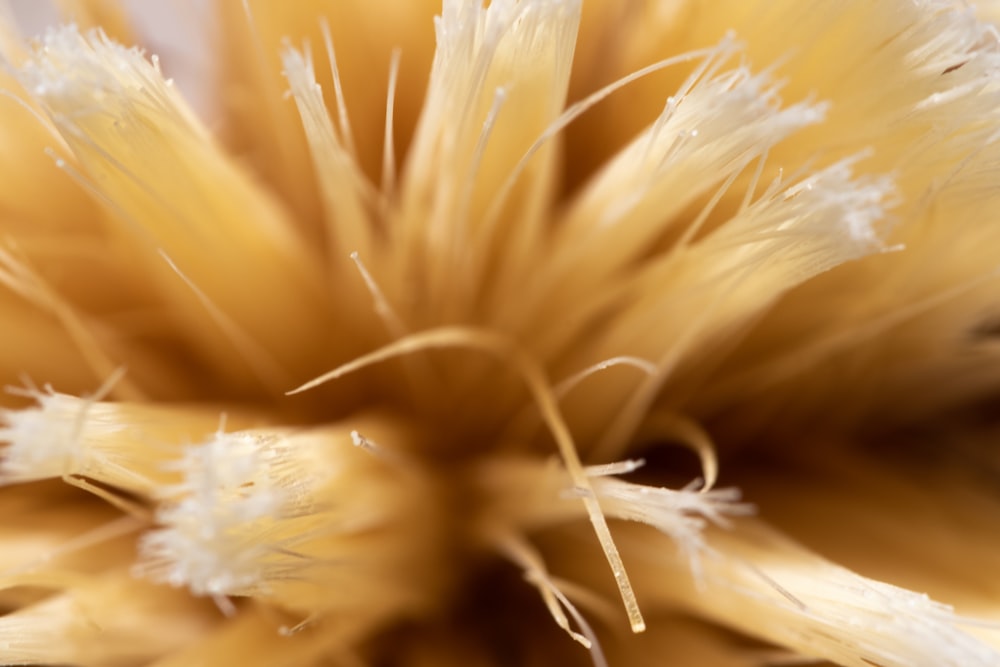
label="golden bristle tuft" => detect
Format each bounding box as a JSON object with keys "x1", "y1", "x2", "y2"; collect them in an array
[{"x1": 0, "y1": 1, "x2": 999, "y2": 666}]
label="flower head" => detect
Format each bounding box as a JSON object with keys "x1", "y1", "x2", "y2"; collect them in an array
[{"x1": 1, "y1": 0, "x2": 1000, "y2": 665}]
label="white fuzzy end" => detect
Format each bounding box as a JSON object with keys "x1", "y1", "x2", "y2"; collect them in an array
[
  {"x1": 592, "y1": 476, "x2": 753, "y2": 565},
  {"x1": 137, "y1": 430, "x2": 309, "y2": 597},
  {"x1": 0, "y1": 390, "x2": 101, "y2": 481},
  {"x1": 18, "y1": 25, "x2": 173, "y2": 116}
]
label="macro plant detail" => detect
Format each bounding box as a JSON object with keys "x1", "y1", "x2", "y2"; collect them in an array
[{"x1": 0, "y1": 0, "x2": 999, "y2": 665}]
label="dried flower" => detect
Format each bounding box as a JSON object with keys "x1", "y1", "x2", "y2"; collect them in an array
[{"x1": 1, "y1": 1, "x2": 999, "y2": 665}]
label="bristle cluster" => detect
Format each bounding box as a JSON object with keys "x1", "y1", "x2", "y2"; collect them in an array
[
  {"x1": 0, "y1": 388, "x2": 254, "y2": 495},
  {"x1": 14, "y1": 26, "x2": 334, "y2": 396},
  {"x1": 137, "y1": 416, "x2": 446, "y2": 624},
  {"x1": 0, "y1": 570, "x2": 215, "y2": 666},
  {"x1": 139, "y1": 430, "x2": 303, "y2": 598},
  {"x1": 607, "y1": 519, "x2": 1000, "y2": 667},
  {"x1": 1, "y1": 0, "x2": 1000, "y2": 666}
]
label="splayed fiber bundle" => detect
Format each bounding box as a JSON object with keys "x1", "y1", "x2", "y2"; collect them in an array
[{"x1": 0, "y1": 0, "x2": 998, "y2": 665}]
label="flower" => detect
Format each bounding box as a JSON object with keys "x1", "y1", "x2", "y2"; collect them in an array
[{"x1": 0, "y1": 0, "x2": 999, "y2": 665}]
